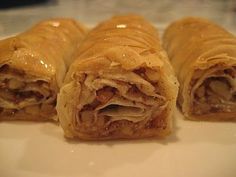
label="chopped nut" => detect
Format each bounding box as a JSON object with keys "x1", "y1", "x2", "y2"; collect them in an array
[
  {"x1": 25, "y1": 105, "x2": 40, "y2": 115},
  {"x1": 0, "y1": 89, "x2": 15, "y2": 101},
  {"x1": 2, "y1": 109, "x2": 17, "y2": 116},
  {"x1": 207, "y1": 94, "x2": 221, "y2": 104},
  {"x1": 41, "y1": 104, "x2": 55, "y2": 114},
  {"x1": 96, "y1": 116, "x2": 105, "y2": 127},
  {"x1": 0, "y1": 82, "x2": 7, "y2": 88},
  {"x1": 193, "y1": 103, "x2": 210, "y2": 115},
  {"x1": 8, "y1": 79, "x2": 25, "y2": 89},
  {"x1": 96, "y1": 87, "x2": 115, "y2": 104},
  {"x1": 195, "y1": 85, "x2": 205, "y2": 98},
  {"x1": 209, "y1": 80, "x2": 231, "y2": 100},
  {"x1": 80, "y1": 110, "x2": 94, "y2": 126},
  {"x1": 121, "y1": 126, "x2": 133, "y2": 135}
]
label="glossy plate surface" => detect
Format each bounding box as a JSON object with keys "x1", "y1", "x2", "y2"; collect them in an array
[{"x1": 1, "y1": 109, "x2": 236, "y2": 177}]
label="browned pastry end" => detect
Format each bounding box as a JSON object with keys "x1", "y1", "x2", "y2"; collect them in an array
[
  {"x1": 163, "y1": 17, "x2": 236, "y2": 121},
  {"x1": 0, "y1": 18, "x2": 88, "y2": 121}
]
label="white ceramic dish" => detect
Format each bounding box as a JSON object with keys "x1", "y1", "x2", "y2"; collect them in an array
[
  {"x1": 1, "y1": 19, "x2": 236, "y2": 177},
  {"x1": 1, "y1": 109, "x2": 236, "y2": 177}
]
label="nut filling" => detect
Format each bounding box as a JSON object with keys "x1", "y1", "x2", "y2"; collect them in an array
[
  {"x1": 192, "y1": 67, "x2": 236, "y2": 115},
  {"x1": 74, "y1": 67, "x2": 168, "y2": 136},
  {"x1": 0, "y1": 64, "x2": 56, "y2": 119}
]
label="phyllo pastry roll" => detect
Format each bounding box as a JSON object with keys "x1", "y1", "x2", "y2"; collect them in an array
[
  {"x1": 0, "y1": 18, "x2": 87, "y2": 121},
  {"x1": 57, "y1": 15, "x2": 178, "y2": 140},
  {"x1": 163, "y1": 17, "x2": 236, "y2": 121}
]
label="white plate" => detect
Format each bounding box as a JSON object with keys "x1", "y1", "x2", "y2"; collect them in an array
[{"x1": 0, "y1": 109, "x2": 236, "y2": 177}]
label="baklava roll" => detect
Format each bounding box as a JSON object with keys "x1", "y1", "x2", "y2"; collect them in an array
[
  {"x1": 0, "y1": 18, "x2": 87, "y2": 121},
  {"x1": 57, "y1": 15, "x2": 178, "y2": 140},
  {"x1": 163, "y1": 17, "x2": 236, "y2": 121}
]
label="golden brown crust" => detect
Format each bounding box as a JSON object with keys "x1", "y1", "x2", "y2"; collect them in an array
[
  {"x1": 0, "y1": 111, "x2": 56, "y2": 121},
  {"x1": 0, "y1": 18, "x2": 87, "y2": 82},
  {"x1": 57, "y1": 15, "x2": 178, "y2": 140},
  {"x1": 188, "y1": 112, "x2": 236, "y2": 122},
  {"x1": 163, "y1": 17, "x2": 236, "y2": 121},
  {"x1": 0, "y1": 18, "x2": 88, "y2": 121}
]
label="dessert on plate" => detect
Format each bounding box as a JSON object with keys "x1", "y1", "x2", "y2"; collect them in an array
[
  {"x1": 57, "y1": 15, "x2": 178, "y2": 140},
  {"x1": 163, "y1": 17, "x2": 236, "y2": 121},
  {"x1": 0, "y1": 18, "x2": 87, "y2": 121}
]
